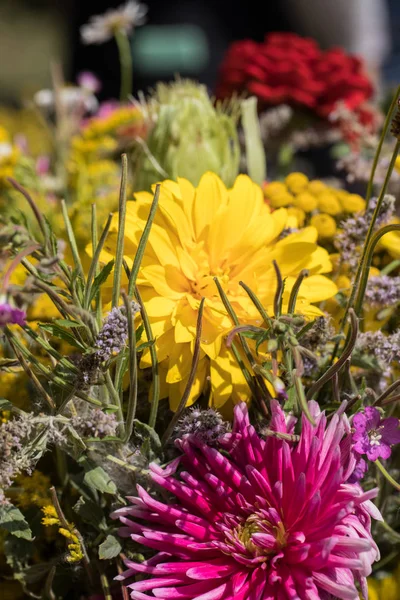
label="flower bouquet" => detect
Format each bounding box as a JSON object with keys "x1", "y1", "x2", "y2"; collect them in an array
[{"x1": 1, "y1": 3, "x2": 400, "y2": 600}]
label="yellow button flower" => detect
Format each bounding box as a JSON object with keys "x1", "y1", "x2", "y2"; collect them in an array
[
  {"x1": 285, "y1": 172, "x2": 309, "y2": 193},
  {"x1": 287, "y1": 206, "x2": 306, "y2": 227},
  {"x1": 98, "y1": 172, "x2": 337, "y2": 411},
  {"x1": 310, "y1": 213, "x2": 337, "y2": 240},
  {"x1": 307, "y1": 180, "x2": 327, "y2": 195},
  {"x1": 294, "y1": 192, "x2": 318, "y2": 212},
  {"x1": 264, "y1": 181, "x2": 287, "y2": 199},
  {"x1": 317, "y1": 192, "x2": 342, "y2": 216},
  {"x1": 338, "y1": 191, "x2": 366, "y2": 213}
]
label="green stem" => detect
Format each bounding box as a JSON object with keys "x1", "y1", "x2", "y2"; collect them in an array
[
  {"x1": 84, "y1": 212, "x2": 113, "y2": 310},
  {"x1": 365, "y1": 84, "x2": 400, "y2": 206},
  {"x1": 381, "y1": 258, "x2": 400, "y2": 275},
  {"x1": 331, "y1": 140, "x2": 400, "y2": 364},
  {"x1": 115, "y1": 30, "x2": 133, "y2": 101},
  {"x1": 135, "y1": 285, "x2": 160, "y2": 430},
  {"x1": 375, "y1": 459, "x2": 400, "y2": 492},
  {"x1": 60, "y1": 199, "x2": 85, "y2": 281},
  {"x1": 241, "y1": 96, "x2": 266, "y2": 184},
  {"x1": 121, "y1": 292, "x2": 137, "y2": 443},
  {"x1": 105, "y1": 371, "x2": 124, "y2": 435},
  {"x1": 161, "y1": 299, "x2": 205, "y2": 446},
  {"x1": 128, "y1": 184, "x2": 160, "y2": 296},
  {"x1": 112, "y1": 154, "x2": 128, "y2": 307},
  {"x1": 91, "y1": 204, "x2": 103, "y2": 327},
  {"x1": 354, "y1": 223, "x2": 400, "y2": 317}
]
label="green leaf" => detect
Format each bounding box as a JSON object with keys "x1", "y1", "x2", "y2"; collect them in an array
[
  {"x1": 73, "y1": 497, "x2": 107, "y2": 531},
  {"x1": 89, "y1": 260, "x2": 115, "y2": 304},
  {"x1": 136, "y1": 340, "x2": 155, "y2": 353},
  {"x1": 0, "y1": 398, "x2": 13, "y2": 411},
  {"x1": 80, "y1": 459, "x2": 117, "y2": 495},
  {"x1": 135, "y1": 322, "x2": 145, "y2": 343},
  {"x1": 54, "y1": 319, "x2": 84, "y2": 328},
  {"x1": 39, "y1": 323, "x2": 86, "y2": 351},
  {"x1": 0, "y1": 505, "x2": 33, "y2": 540},
  {"x1": 98, "y1": 534, "x2": 122, "y2": 560},
  {"x1": 0, "y1": 357, "x2": 21, "y2": 368}
]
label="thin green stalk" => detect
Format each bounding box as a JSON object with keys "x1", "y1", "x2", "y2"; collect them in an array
[
  {"x1": 60, "y1": 199, "x2": 85, "y2": 281},
  {"x1": 128, "y1": 184, "x2": 160, "y2": 296},
  {"x1": 241, "y1": 96, "x2": 266, "y2": 185},
  {"x1": 135, "y1": 285, "x2": 160, "y2": 429},
  {"x1": 375, "y1": 459, "x2": 400, "y2": 492},
  {"x1": 307, "y1": 309, "x2": 358, "y2": 400},
  {"x1": 122, "y1": 292, "x2": 138, "y2": 443},
  {"x1": 6, "y1": 334, "x2": 55, "y2": 410},
  {"x1": 346, "y1": 141, "x2": 400, "y2": 322},
  {"x1": 7, "y1": 177, "x2": 50, "y2": 251},
  {"x1": 354, "y1": 224, "x2": 400, "y2": 318},
  {"x1": 161, "y1": 298, "x2": 205, "y2": 447},
  {"x1": 84, "y1": 213, "x2": 113, "y2": 309},
  {"x1": 381, "y1": 258, "x2": 400, "y2": 275},
  {"x1": 214, "y1": 277, "x2": 265, "y2": 400},
  {"x1": 272, "y1": 260, "x2": 284, "y2": 317},
  {"x1": 365, "y1": 84, "x2": 400, "y2": 206},
  {"x1": 115, "y1": 30, "x2": 133, "y2": 101},
  {"x1": 112, "y1": 154, "x2": 128, "y2": 308},
  {"x1": 331, "y1": 140, "x2": 400, "y2": 364},
  {"x1": 91, "y1": 204, "x2": 103, "y2": 327},
  {"x1": 239, "y1": 281, "x2": 273, "y2": 327},
  {"x1": 288, "y1": 269, "x2": 309, "y2": 314},
  {"x1": 105, "y1": 371, "x2": 124, "y2": 434},
  {"x1": 373, "y1": 379, "x2": 400, "y2": 407}
]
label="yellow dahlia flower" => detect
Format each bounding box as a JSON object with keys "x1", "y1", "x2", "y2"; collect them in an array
[{"x1": 100, "y1": 172, "x2": 337, "y2": 410}]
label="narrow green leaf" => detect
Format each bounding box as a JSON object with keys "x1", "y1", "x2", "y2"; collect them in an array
[
  {"x1": 112, "y1": 154, "x2": 128, "y2": 308},
  {"x1": 54, "y1": 319, "x2": 84, "y2": 328},
  {"x1": 39, "y1": 324, "x2": 86, "y2": 351},
  {"x1": 89, "y1": 260, "x2": 115, "y2": 304}
]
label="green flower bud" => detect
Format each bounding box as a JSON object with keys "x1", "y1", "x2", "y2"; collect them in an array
[{"x1": 135, "y1": 80, "x2": 240, "y2": 189}]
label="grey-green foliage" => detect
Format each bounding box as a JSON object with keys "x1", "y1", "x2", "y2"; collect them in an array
[{"x1": 135, "y1": 79, "x2": 240, "y2": 190}]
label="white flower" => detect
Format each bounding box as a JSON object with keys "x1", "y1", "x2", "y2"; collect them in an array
[
  {"x1": 80, "y1": 1, "x2": 147, "y2": 45},
  {"x1": 33, "y1": 87, "x2": 98, "y2": 114}
]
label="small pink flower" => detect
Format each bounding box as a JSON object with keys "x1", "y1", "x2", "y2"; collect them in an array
[
  {"x1": 112, "y1": 401, "x2": 381, "y2": 600},
  {"x1": 352, "y1": 406, "x2": 400, "y2": 461},
  {"x1": 77, "y1": 71, "x2": 102, "y2": 94}
]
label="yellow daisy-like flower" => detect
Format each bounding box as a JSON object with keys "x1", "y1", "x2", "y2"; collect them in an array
[
  {"x1": 368, "y1": 567, "x2": 400, "y2": 600},
  {"x1": 100, "y1": 172, "x2": 337, "y2": 410}
]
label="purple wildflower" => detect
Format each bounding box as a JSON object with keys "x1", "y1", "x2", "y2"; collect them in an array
[
  {"x1": 365, "y1": 275, "x2": 400, "y2": 308},
  {"x1": 113, "y1": 401, "x2": 381, "y2": 600},
  {"x1": 173, "y1": 408, "x2": 229, "y2": 447},
  {"x1": 0, "y1": 303, "x2": 26, "y2": 327},
  {"x1": 352, "y1": 406, "x2": 400, "y2": 461},
  {"x1": 95, "y1": 303, "x2": 140, "y2": 361}
]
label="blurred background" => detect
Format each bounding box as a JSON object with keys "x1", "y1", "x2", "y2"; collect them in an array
[{"x1": 0, "y1": 0, "x2": 399, "y2": 104}]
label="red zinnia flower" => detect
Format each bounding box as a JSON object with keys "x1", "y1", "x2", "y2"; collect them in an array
[
  {"x1": 216, "y1": 33, "x2": 374, "y2": 121},
  {"x1": 113, "y1": 401, "x2": 381, "y2": 599}
]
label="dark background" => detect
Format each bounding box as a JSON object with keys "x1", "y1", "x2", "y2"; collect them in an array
[{"x1": 0, "y1": 0, "x2": 399, "y2": 103}]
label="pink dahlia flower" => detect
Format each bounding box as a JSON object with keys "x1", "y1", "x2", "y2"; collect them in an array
[{"x1": 112, "y1": 401, "x2": 381, "y2": 600}]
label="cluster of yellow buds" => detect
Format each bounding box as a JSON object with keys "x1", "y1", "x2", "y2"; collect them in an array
[
  {"x1": 41, "y1": 505, "x2": 84, "y2": 563},
  {"x1": 263, "y1": 172, "x2": 366, "y2": 242},
  {"x1": 15, "y1": 471, "x2": 51, "y2": 509}
]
